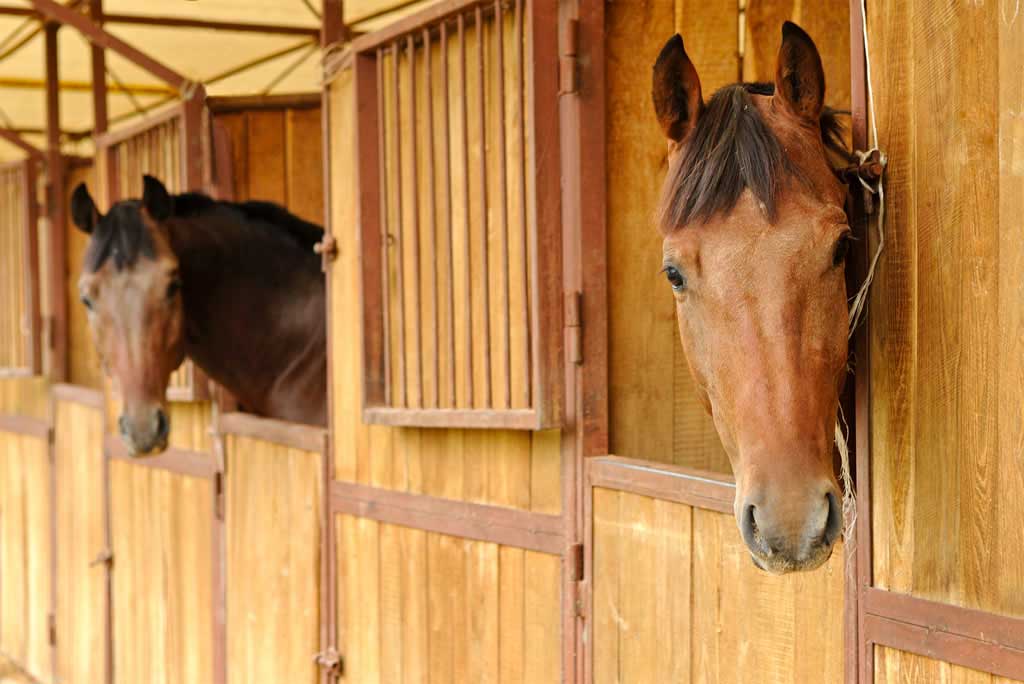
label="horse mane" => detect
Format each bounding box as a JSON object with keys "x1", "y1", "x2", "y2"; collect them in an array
[
  {"x1": 656, "y1": 81, "x2": 850, "y2": 232},
  {"x1": 83, "y1": 201, "x2": 155, "y2": 272},
  {"x1": 172, "y1": 192, "x2": 324, "y2": 252}
]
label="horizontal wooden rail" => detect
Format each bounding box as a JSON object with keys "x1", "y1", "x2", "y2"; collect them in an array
[
  {"x1": 105, "y1": 434, "x2": 216, "y2": 479},
  {"x1": 0, "y1": 413, "x2": 50, "y2": 439},
  {"x1": 217, "y1": 412, "x2": 326, "y2": 453},
  {"x1": 206, "y1": 93, "x2": 322, "y2": 113},
  {"x1": 586, "y1": 456, "x2": 735, "y2": 514},
  {"x1": 864, "y1": 588, "x2": 1024, "y2": 680},
  {"x1": 363, "y1": 407, "x2": 540, "y2": 430},
  {"x1": 52, "y1": 382, "x2": 104, "y2": 409},
  {"x1": 93, "y1": 100, "x2": 183, "y2": 148},
  {"x1": 330, "y1": 480, "x2": 565, "y2": 556}
]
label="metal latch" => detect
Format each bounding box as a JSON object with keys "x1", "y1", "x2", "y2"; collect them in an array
[
  {"x1": 314, "y1": 647, "x2": 344, "y2": 677},
  {"x1": 559, "y1": 18, "x2": 579, "y2": 95},
  {"x1": 565, "y1": 291, "x2": 583, "y2": 365}
]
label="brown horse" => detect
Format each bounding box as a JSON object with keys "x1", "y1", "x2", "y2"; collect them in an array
[
  {"x1": 652, "y1": 22, "x2": 852, "y2": 573},
  {"x1": 72, "y1": 175, "x2": 326, "y2": 455}
]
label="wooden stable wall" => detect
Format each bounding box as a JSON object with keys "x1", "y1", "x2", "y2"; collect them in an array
[
  {"x1": 0, "y1": 421, "x2": 52, "y2": 684},
  {"x1": 861, "y1": 0, "x2": 1024, "y2": 681},
  {"x1": 607, "y1": 0, "x2": 851, "y2": 475},
  {"x1": 326, "y1": 26, "x2": 566, "y2": 679}
]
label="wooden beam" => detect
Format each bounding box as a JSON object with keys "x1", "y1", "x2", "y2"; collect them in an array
[
  {"x1": 0, "y1": 126, "x2": 43, "y2": 158},
  {"x1": 102, "y1": 12, "x2": 319, "y2": 37},
  {"x1": 30, "y1": 0, "x2": 192, "y2": 91},
  {"x1": 88, "y1": 0, "x2": 106, "y2": 134},
  {"x1": 0, "y1": 6, "x2": 36, "y2": 18},
  {"x1": 321, "y1": 0, "x2": 342, "y2": 45},
  {"x1": 0, "y1": 76, "x2": 172, "y2": 95},
  {"x1": 44, "y1": 22, "x2": 67, "y2": 381}
]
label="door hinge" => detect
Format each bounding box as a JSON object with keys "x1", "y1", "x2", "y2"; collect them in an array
[
  {"x1": 559, "y1": 18, "x2": 579, "y2": 95},
  {"x1": 214, "y1": 470, "x2": 225, "y2": 522},
  {"x1": 48, "y1": 613, "x2": 56, "y2": 646},
  {"x1": 567, "y1": 543, "x2": 587, "y2": 619},
  {"x1": 565, "y1": 291, "x2": 583, "y2": 365},
  {"x1": 314, "y1": 647, "x2": 344, "y2": 678}
]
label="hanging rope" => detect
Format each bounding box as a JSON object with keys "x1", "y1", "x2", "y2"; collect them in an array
[{"x1": 835, "y1": 0, "x2": 888, "y2": 555}]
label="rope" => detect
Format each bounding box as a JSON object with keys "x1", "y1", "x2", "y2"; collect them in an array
[{"x1": 835, "y1": 0, "x2": 888, "y2": 555}]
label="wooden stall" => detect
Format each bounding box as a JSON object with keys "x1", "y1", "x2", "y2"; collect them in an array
[{"x1": 0, "y1": 158, "x2": 41, "y2": 379}]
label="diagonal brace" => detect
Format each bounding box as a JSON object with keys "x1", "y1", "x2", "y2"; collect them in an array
[
  {"x1": 0, "y1": 127, "x2": 43, "y2": 158},
  {"x1": 29, "y1": 0, "x2": 196, "y2": 94}
]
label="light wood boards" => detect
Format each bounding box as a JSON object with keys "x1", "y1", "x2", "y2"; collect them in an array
[
  {"x1": 224, "y1": 434, "x2": 323, "y2": 684},
  {"x1": 53, "y1": 398, "x2": 108, "y2": 684},
  {"x1": 592, "y1": 489, "x2": 845, "y2": 683},
  {"x1": 109, "y1": 461, "x2": 213, "y2": 684},
  {"x1": 335, "y1": 515, "x2": 561, "y2": 684},
  {"x1": 868, "y1": 0, "x2": 1024, "y2": 621},
  {"x1": 0, "y1": 429, "x2": 52, "y2": 683}
]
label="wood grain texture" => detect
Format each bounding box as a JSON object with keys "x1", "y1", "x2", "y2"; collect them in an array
[
  {"x1": 65, "y1": 162, "x2": 103, "y2": 391},
  {"x1": 0, "y1": 430, "x2": 52, "y2": 683},
  {"x1": 0, "y1": 377, "x2": 49, "y2": 420},
  {"x1": 875, "y1": 647, "x2": 1024, "y2": 684},
  {"x1": 327, "y1": 66, "x2": 560, "y2": 512},
  {"x1": 109, "y1": 461, "x2": 213, "y2": 684},
  {"x1": 225, "y1": 434, "x2": 322, "y2": 684},
  {"x1": 869, "y1": 0, "x2": 1024, "y2": 620},
  {"x1": 54, "y1": 398, "x2": 108, "y2": 684},
  {"x1": 592, "y1": 490, "x2": 844, "y2": 683},
  {"x1": 334, "y1": 516, "x2": 561, "y2": 684}
]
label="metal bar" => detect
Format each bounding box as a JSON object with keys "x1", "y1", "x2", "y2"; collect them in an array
[
  {"x1": 0, "y1": 76, "x2": 171, "y2": 94},
  {"x1": 31, "y1": 0, "x2": 192, "y2": 91},
  {"x1": 0, "y1": 25, "x2": 42, "y2": 65},
  {"x1": 424, "y1": 27, "x2": 439, "y2": 409},
  {"x1": 475, "y1": 5, "x2": 491, "y2": 408},
  {"x1": 377, "y1": 47, "x2": 392, "y2": 406},
  {"x1": 349, "y1": 0, "x2": 491, "y2": 53},
  {"x1": 515, "y1": 0, "x2": 530, "y2": 408},
  {"x1": 362, "y1": 405, "x2": 539, "y2": 430},
  {"x1": 260, "y1": 42, "x2": 318, "y2": 95},
  {"x1": 89, "y1": 0, "x2": 107, "y2": 135},
  {"x1": 494, "y1": 0, "x2": 510, "y2": 409},
  {"x1": 45, "y1": 23, "x2": 67, "y2": 381},
  {"x1": 393, "y1": 42, "x2": 407, "y2": 407},
  {"x1": 329, "y1": 479, "x2": 565, "y2": 555},
  {"x1": 440, "y1": 20, "x2": 456, "y2": 408},
  {"x1": 458, "y1": 13, "x2": 473, "y2": 408},
  {"x1": 407, "y1": 34, "x2": 423, "y2": 409},
  {"x1": 0, "y1": 126, "x2": 42, "y2": 158},
  {"x1": 217, "y1": 411, "x2": 327, "y2": 453},
  {"x1": 104, "y1": 13, "x2": 318, "y2": 37}
]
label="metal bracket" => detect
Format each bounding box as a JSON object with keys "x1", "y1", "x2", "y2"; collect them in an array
[
  {"x1": 559, "y1": 18, "x2": 579, "y2": 95},
  {"x1": 565, "y1": 291, "x2": 583, "y2": 365},
  {"x1": 48, "y1": 613, "x2": 56, "y2": 646},
  {"x1": 213, "y1": 470, "x2": 225, "y2": 522},
  {"x1": 314, "y1": 647, "x2": 344, "y2": 678}
]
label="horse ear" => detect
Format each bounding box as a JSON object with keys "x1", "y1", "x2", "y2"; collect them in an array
[
  {"x1": 652, "y1": 34, "x2": 703, "y2": 143},
  {"x1": 142, "y1": 175, "x2": 172, "y2": 222},
  {"x1": 70, "y1": 182, "x2": 99, "y2": 234},
  {"x1": 773, "y1": 21, "x2": 825, "y2": 122}
]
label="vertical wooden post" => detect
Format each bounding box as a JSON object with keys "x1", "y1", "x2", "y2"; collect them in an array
[
  {"x1": 44, "y1": 21, "x2": 67, "y2": 382},
  {"x1": 322, "y1": 0, "x2": 343, "y2": 46},
  {"x1": 89, "y1": 0, "x2": 107, "y2": 135}
]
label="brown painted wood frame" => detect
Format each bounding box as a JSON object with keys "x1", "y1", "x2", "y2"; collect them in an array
[
  {"x1": 93, "y1": 97, "x2": 212, "y2": 403},
  {"x1": 352, "y1": 0, "x2": 564, "y2": 431}
]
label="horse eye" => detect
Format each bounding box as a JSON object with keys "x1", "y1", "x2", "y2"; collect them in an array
[
  {"x1": 166, "y1": 279, "x2": 182, "y2": 299},
  {"x1": 664, "y1": 266, "x2": 687, "y2": 291},
  {"x1": 833, "y1": 233, "x2": 853, "y2": 267},
  {"x1": 80, "y1": 295, "x2": 94, "y2": 311}
]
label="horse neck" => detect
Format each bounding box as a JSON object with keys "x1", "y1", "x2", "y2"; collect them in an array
[{"x1": 168, "y1": 209, "x2": 325, "y2": 413}]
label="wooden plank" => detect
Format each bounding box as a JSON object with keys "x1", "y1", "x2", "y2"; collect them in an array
[
  {"x1": 54, "y1": 398, "x2": 108, "y2": 684},
  {"x1": 245, "y1": 111, "x2": 287, "y2": 205},
  {"x1": 875, "y1": 646, "x2": 1024, "y2": 684},
  {"x1": 522, "y1": 551, "x2": 560, "y2": 684},
  {"x1": 225, "y1": 436, "x2": 322, "y2": 684},
  {"x1": 0, "y1": 432, "x2": 52, "y2": 683},
  {"x1": 285, "y1": 107, "x2": 325, "y2": 224}
]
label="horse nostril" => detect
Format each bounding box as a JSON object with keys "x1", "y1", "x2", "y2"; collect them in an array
[
  {"x1": 822, "y1": 490, "x2": 842, "y2": 546},
  {"x1": 740, "y1": 503, "x2": 760, "y2": 553},
  {"x1": 118, "y1": 415, "x2": 129, "y2": 437},
  {"x1": 155, "y1": 410, "x2": 169, "y2": 441}
]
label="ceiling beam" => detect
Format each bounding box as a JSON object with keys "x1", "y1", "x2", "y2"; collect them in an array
[
  {"x1": 103, "y1": 13, "x2": 319, "y2": 37},
  {"x1": 0, "y1": 126, "x2": 42, "y2": 158},
  {"x1": 0, "y1": 76, "x2": 173, "y2": 95},
  {"x1": 30, "y1": 0, "x2": 192, "y2": 92}
]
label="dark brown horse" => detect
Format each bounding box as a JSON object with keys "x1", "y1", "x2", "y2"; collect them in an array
[
  {"x1": 652, "y1": 23, "x2": 852, "y2": 573},
  {"x1": 72, "y1": 175, "x2": 326, "y2": 455}
]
